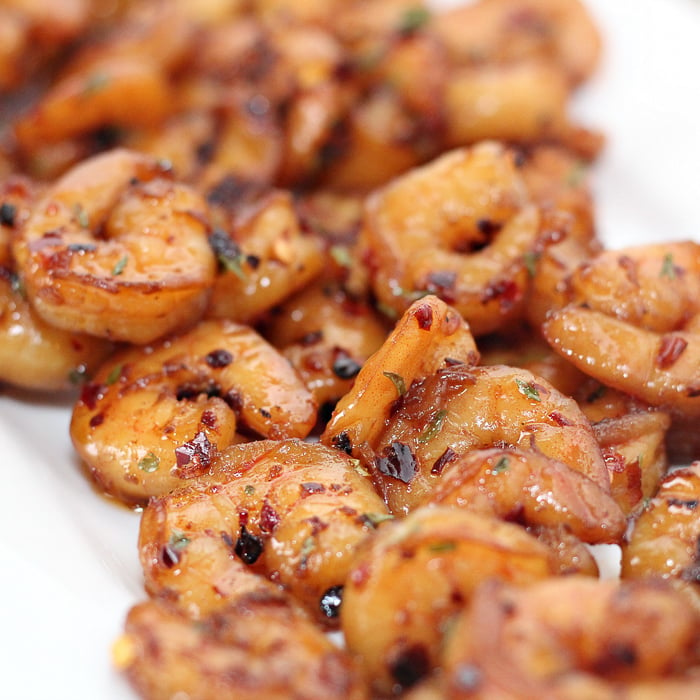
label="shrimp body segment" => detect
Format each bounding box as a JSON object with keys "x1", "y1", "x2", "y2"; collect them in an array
[
  {"x1": 70, "y1": 320, "x2": 317, "y2": 505},
  {"x1": 357, "y1": 142, "x2": 542, "y2": 336},
  {"x1": 12, "y1": 148, "x2": 217, "y2": 344},
  {"x1": 117, "y1": 591, "x2": 369, "y2": 700},
  {"x1": 138, "y1": 439, "x2": 389, "y2": 625}
]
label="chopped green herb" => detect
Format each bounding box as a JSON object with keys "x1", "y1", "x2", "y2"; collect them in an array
[
  {"x1": 492, "y1": 456, "x2": 509, "y2": 474},
  {"x1": 523, "y1": 251, "x2": 540, "y2": 277},
  {"x1": 351, "y1": 459, "x2": 370, "y2": 477},
  {"x1": 73, "y1": 203, "x2": 89, "y2": 228},
  {"x1": 112, "y1": 255, "x2": 128, "y2": 276},
  {"x1": 168, "y1": 529, "x2": 190, "y2": 551},
  {"x1": 244, "y1": 484, "x2": 256, "y2": 496},
  {"x1": 329, "y1": 245, "x2": 352, "y2": 268},
  {"x1": 83, "y1": 72, "x2": 110, "y2": 95},
  {"x1": 383, "y1": 371, "x2": 407, "y2": 396},
  {"x1": 360, "y1": 512, "x2": 395, "y2": 528},
  {"x1": 565, "y1": 160, "x2": 587, "y2": 187},
  {"x1": 138, "y1": 452, "x2": 160, "y2": 473},
  {"x1": 105, "y1": 363, "x2": 123, "y2": 385},
  {"x1": 68, "y1": 364, "x2": 88, "y2": 386},
  {"x1": 397, "y1": 6, "x2": 431, "y2": 34},
  {"x1": 418, "y1": 409, "x2": 448, "y2": 443},
  {"x1": 660, "y1": 252, "x2": 676, "y2": 279},
  {"x1": 428, "y1": 540, "x2": 457, "y2": 553},
  {"x1": 516, "y1": 378, "x2": 541, "y2": 402}
]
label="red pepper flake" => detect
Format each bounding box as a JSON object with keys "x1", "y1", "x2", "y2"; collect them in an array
[
  {"x1": 259, "y1": 501, "x2": 280, "y2": 534},
  {"x1": 547, "y1": 410, "x2": 575, "y2": 427},
  {"x1": 174, "y1": 431, "x2": 214, "y2": 478},
  {"x1": 413, "y1": 303, "x2": 434, "y2": 330},
  {"x1": 200, "y1": 410, "x2": 217, "y2": 428},
  {"x1": 481, "y1": 278, "x2": 520, "y2": 309},
  {"x1": 431, "y1": 446, "x2": 458, "y2": 475},
  {"x1": 656, "y1": 334, "x2": 688, "y2": 369},
  {"x1": 300, "y1": 482, "x2": 326, "y2": 496},
  {"x1": 80, "y1": 382, "x2": 106, "y2": 410},
  {"x1": 376, "y1": 442, "x2": 417, "y2": 483},
  {"x1": 89, "y1": 413, "x2": 105, "y2": 428}
]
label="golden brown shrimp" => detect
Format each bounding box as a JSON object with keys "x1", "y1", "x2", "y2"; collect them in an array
[
  {"x1": 424, "y1": 446, "x2": 625, "y2": 544},
  {"x1": 115, "y1": 590, "x2": 369, "y2": 700},
  {"x1": 70, "y1": 319, "x2": 317, "y2": 505},
  {"x1": 205, "y1": 189, "x2": 325, "y2": 324},
  {"x1": 138, "y1": 439, "x2": 389, "y2": 625},
  {"x1": 324, "y1": 307, "x2": 611, "y2": 513},
  {"x1": 263, "y1": 277, "x2": 389, "y2": 410},
  {"x1": 621, "y1": 462, "x2": 700, "y2": 605},
  {"x1": 435, "y1": 576, "x2": 700, "y2": 699},
  {"x1": 12, "y1": 148, "x2": 216, "y2": 344},
  {"x1": 340, "y1": 507, "x2": 557, "y2": 696},
  {"x1": 355, "y1": 142, "x2": 544, "y2": 335},
  {"x1": 431, "y1": 0, "x2": 602, "y2": 86}
]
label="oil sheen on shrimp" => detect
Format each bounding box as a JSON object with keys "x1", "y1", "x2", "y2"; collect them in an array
[
  {"x1": 12, "y1": 148, "x2": 216, "y2": 344},
  {"x1": 70, "y1": 319, "x2": 317, "y2": 505},
  {"x1": 356, "y1": 141, "x2": 543, "y2": 336},
  {"x1": 138, "y1": 439, "x2": 389, "y2": 625},
  {"x1": 340, "y1": 507, "x2": 557, "y2": 696},
  {"x1": 543, "y1": 241, "x2": 700, "y2": 415},
  {"x1": 115, "y1": 590, "x2": 369, "y2": 700}
]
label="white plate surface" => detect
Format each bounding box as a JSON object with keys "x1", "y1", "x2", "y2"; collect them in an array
[{"x1": 2, "y1": 1, "x2": 700, "y2": 698}]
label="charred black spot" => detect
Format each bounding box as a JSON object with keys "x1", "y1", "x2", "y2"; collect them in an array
[
  {"x1": 208, "y1": 227, "x2": 243, "y2": 262},
  {"x1": 196, "y1": 139, "x2": 216, "y2": 165},
  {"x1": 476, "y1": 218, "x2": 503, "y2": 237},
  {"x1": 667, "y1": 498, "x2": 699, "y2": 510},
  {"x1": 67, "y1": 243, "x2": 97, "y2": 253},
  {"x1": 206, "y1": 175, "x2": 252, "y2": 209},
  {"x1": 319, "y1": 585, "x2": 344, "y2": 619},
  {"x1": 332, "y1": 350, "x2": 362, "y2": 380},
  {"x1": 176, "y1": 382, "x2": 220, "y2": 401},
  {"x1": 426, "y1": 270, "x2": 457, "y2": 298},
  {"x1": 205, "y1": 348, "x2": 233, "y2": 368},
  {"x1": 390, "y1": 644, "x2": 430, "y2": 689},
  {"x1": 332, "y1": 431, "x2": 353, "y2": 455},
  {"x1": 300, "y1": 330, "x2": 323, "y2": 346},
  {"x1": 234, "y1": 525, "x2": 264, "y2": 564},
  {"x1": 0, "y1": 202, "x2": 17, "y2": 227},
  {"x1": 376, "y1": 442, "x2": 417, "y2": 484}
]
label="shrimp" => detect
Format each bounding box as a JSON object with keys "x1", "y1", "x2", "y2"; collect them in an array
[
  {"x1": 205, "y1": 189, "x2": 326, "y2": 324},
  {"x1": 138, "y1": 439, "x2": 389, "y2": 625},
  {"x1": 424, "y1": 446, "x2": 626, "y2": 544},
  {"x1": 11, "y1": 148, "x2": 217, "y2": 344},
  {"x1": 340, "y1": 507, "x2": 557, "y2": 696},
  {"x1": 356, "y1": 141, "x2": 544, "y2": 335},
  {"x1": 115, "y1": 590, "x2": 369, "y2": 700},
  {"x1": 263, "y1": 277, "x2": 389, "y2": 409},
  {"x1": 431, "y1": 0, "x2": 602, "y2": 86},
  {"x1": 323, "y1": 301, "x2": 610, "y2": 513},
  {"x1": 0, "y1": 175, "x2": 113, "y2": 391},
  {"x1": 435, "y1": 576, "x2": 700, "y2": 699},
  {"x1": 69, "y1": 319, "x2": 317, "y2": 505},
  {"x1": 543, "y1": 242, "x2": 700, "y2": 415},
  {"x1": 621, "y1": 462, "x2": 700, "y2": 608}
]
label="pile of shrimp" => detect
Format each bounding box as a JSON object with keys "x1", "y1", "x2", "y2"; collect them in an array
[{"x1": 2, "y1": 0, "x2": 700, "y2": 698}]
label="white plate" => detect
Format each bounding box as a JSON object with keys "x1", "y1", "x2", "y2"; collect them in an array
[{"x1": 2, "y1": 1, "x2": 700, "y2": 698}]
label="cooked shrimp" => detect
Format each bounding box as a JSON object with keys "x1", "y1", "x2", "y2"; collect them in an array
[
  {"x1": 436, "y1": 576, "x2": 700, "y2": 699},
  {"x1": 116, "y1": 590, "x2": 369, "y2": 700},
  {"x1": 340, "y1": 507, "x2": 557, "y2": 696},
  {"x1": 264, "y1": 277, "x2": 389, "y2": 409},
  {"x1": 12, "y1": 148, "x2": 216, "y2": 344},
  {"x1": 621, "y1": 462, "x2": 700, "y2": 604},
  {"x1": 138, "y1": 439, "x2": 389, "y2": 625},
  {"x1": 356, "y1": 142, "x2": 544, "y2": 335},
  {"x1": 70, "y1": 320, "x2": 317, "y2": 504},
  {"x1": 543, "y1": 241, "x2": 700, "y2": 415},
  {"x1": 324, "y1": 334, "x2": 611, "y2": 514},
  {"x1": 205, "y1": 189, "x2": 325, "y2": 324},
  {"x1": 424, "y1": 446, "x2": 625, "y2": 544},
  {"x1": 431, "y1": 0, "x2": 602, "y2": 86}
]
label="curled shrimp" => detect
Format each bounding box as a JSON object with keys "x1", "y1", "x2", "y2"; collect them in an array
[
  {"x1": 12, "y1": 148, "x2": 217, "y2": 344},
  {"x1": 543, "y1": 241, "x2": 700, "y2": 415},
  {"x1": 138, "y1": 439, "x2": 389, "y2": 625},
  {"x1": 621, "y1": 461, "x2": 700, "y2": 606},
  {"x1": 205, "y1": 189, "x2": 326, "y2": 324},
  {"x1": 70, "y1": 319, "x2": 317, "y2": 505},
  {"x1": 434, "y1": 576, "x2": 700, "y2": 699},
  {"x1": 323, "y1": 299, "x2": 610, "y2": 513},
  {"x1": 115, "y1": 590, "x2": 369, "y2": 700},
  {"x1": 430, "y1": 0, "x2": 602, "y2": 87},
  {"x1": 340, "y1": 506, "x2": 557, "y2": 696},
  {"x1": 424, "y1": 446, "x2": 625, "y2": 544},
  {"x1": 356, "y1": 141, "x2": 543, "y2": 335}
]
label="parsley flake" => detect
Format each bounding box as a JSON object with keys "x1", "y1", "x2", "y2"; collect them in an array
[
  {"x1": 383, "y1": 371, "x2": 407, "y2": 396},
  {"x1": 112, "y1": 255, "x2": 128, "y2": 276},
  {"x1": 418, "y1": 409, "x2": 448, "y2": 444},
  {"x1": 492, "y1": 456, "x2": 509, "y2": 474},
  {"x1": 397, "y1": 6, "x2": 431, "y2": 34},
  {"x1": 516, "y1": 378, "x2": 541, "y2": 401},
  {"x1": 660, "y1": 252, "x2": 677, "y2": 279},
  {"x1": 105, "y1": 364, "x2": 123, "y2": 385},
  {"x1": 138, "y1": 452, "x2": 160, "y2": 473}
]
